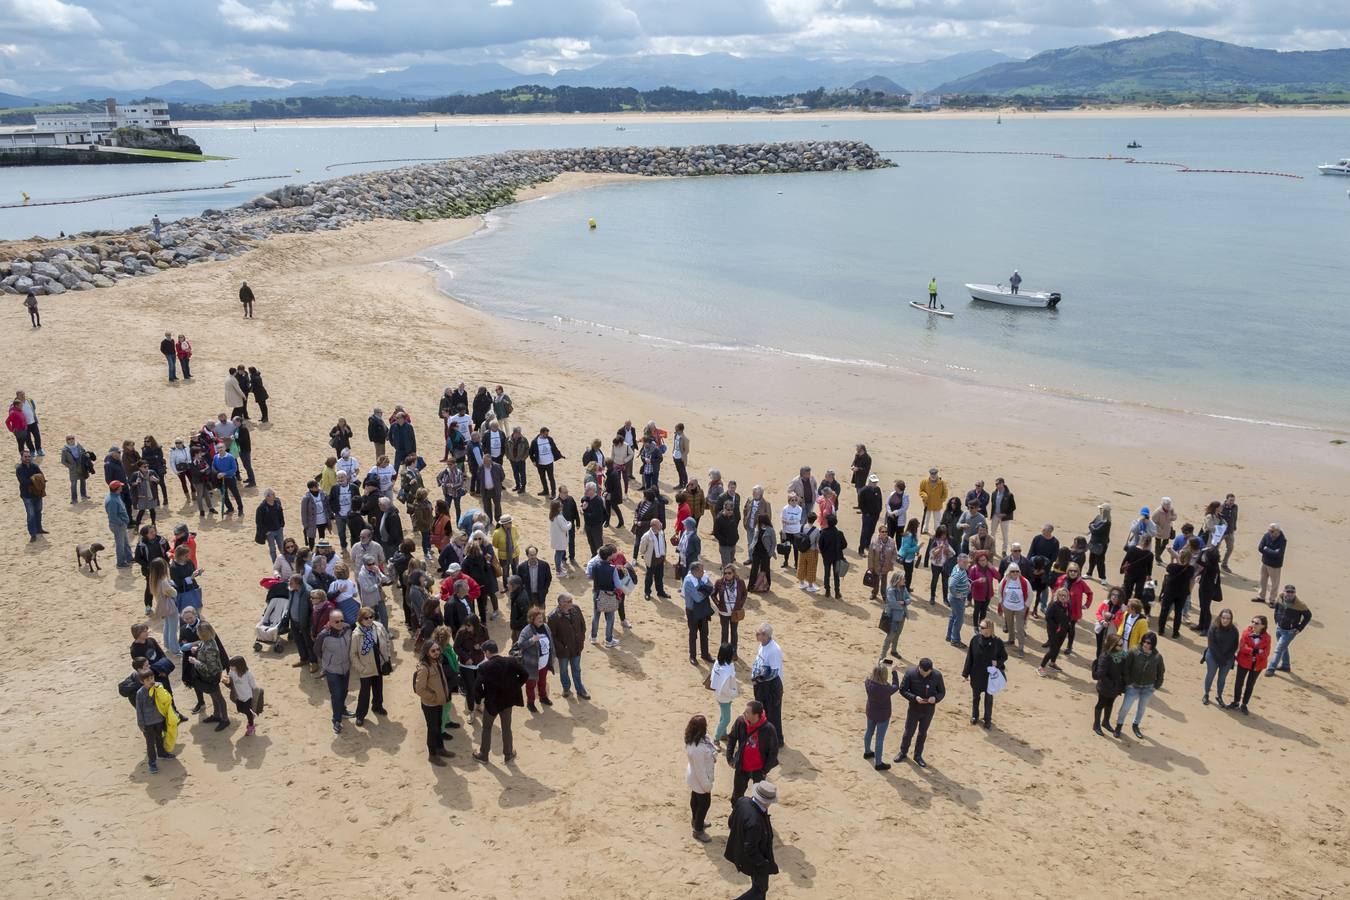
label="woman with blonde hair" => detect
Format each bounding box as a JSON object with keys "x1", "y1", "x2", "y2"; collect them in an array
[
  {"x1": 794, "y1": 510, "x2": 821, "y2": 593},
  {"x1": 863, "y1": 661, "x2": 900, "y2": 769},
  {"x1": 148, "y1": 557, "x2": 180, "y2": 654},
  {"x1": 369, "y1": 453, "x2": 395, "y2": 500},
  {"x1": 1039, "y1": 587, "x2": 1072, "y2": 674},
  {"x1": 318, "y1": 456, "x2": 339, "y2": 494}
]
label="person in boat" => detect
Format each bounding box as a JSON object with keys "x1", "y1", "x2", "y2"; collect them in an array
[
  {"x1": 1009, "y1": 271, "x2": 1022, "y2": 295},
  {"x1": 927, "y1": 277, "x2": 938, "y2": 309}
]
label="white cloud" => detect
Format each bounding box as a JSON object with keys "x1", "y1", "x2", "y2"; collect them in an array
[
  {"x1": 491, "y1": 0, "x2": 513, "y2": 7},
  {"x1": 218, "y1": 0, "x2": 293, "y2": 32},
  {"x1": 2, "y1": 0, "x2": 100, "y2": 32},
  {"x1": 332, "y1": 0, "x2": 377, "y2": 10}
]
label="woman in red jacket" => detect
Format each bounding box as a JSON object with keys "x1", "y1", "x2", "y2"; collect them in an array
[
  {"x1": 1053, "y1": 562, "x2": 1094, "y2": 655},
  {"x1": 1229, "y1": 614, "x2": 1270, "y2": 715}
]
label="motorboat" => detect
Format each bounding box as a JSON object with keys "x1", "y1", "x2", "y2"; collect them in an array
[
  {"x1": 965, "y1": 283, "x2": 1061, "y2": 309},
  {"x1": 1126, "y1": 141, "x2": 1141, "y2": 149},
  {"x1": 1318, "y1": 158, "x2": 1350, "y2": 176}
]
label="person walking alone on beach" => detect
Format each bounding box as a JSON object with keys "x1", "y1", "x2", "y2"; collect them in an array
[
  {"x1": 239, "y1": 281, "x2": 254, "y2": 318},
  {"x1": 23, "y1": 291, "x2": 40, "y2": 328}
]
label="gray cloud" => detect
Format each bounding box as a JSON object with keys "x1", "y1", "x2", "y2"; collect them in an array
[{"x1": 0, "y1": 0, "x2": 1342, "y2": 95}]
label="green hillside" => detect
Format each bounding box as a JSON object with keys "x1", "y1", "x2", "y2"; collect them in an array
[{"x1": 936, "y1": 31, "x2": 1350, "y2": 98}]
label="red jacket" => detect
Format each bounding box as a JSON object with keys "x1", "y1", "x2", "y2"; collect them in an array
[
  {"x1": 1095, "y1": 601, "x2": 1125, "y2": 630},
  {"x1": 5, "y1": 407, "x2": 26, "y2": 435},
  {"x1": 439, "y1": 571, "x2": 481, "y2": 601},
  {"x1": 968, "y1": 564, "x2": 998, "y2": 602},
  {"x1": 1055, "y1": 574, "x2": 1095, "y2": 622},
  {"x1": 1236, "y1": 628, "x2": 1271, "y2": 671}
]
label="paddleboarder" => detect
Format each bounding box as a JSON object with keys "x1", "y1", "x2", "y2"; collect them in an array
[{"x1": 927, "y1": 277, "x2": 941, "y2": 310}]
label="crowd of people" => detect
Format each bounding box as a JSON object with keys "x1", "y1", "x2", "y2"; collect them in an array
[{"x1": 11, "y1": 350, "x2": 1312, "y2": 899}]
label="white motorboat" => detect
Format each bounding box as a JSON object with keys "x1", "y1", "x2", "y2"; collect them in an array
[
  {"x1": 1318, "y1": 158, "x2": 1350, "y2": 176},
  {"x1": 965, "y1": 283, "x2": 1061, "y2": 309}
]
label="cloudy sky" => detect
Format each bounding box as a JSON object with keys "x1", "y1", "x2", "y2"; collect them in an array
[{"x1": 1, "y1": 0, "x2": 1346, "y2": 93}]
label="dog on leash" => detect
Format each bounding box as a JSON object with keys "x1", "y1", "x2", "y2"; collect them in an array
[{"x1": 76, "y1": 543, "x2": 106, "y2": 572}]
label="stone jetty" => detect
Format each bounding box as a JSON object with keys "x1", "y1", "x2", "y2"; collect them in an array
[{"x1": 1, "y1": 141, "x2": 892, "y2": 296}]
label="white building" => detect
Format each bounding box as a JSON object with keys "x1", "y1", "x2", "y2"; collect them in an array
[{"x1": 0, "y1": 99, "x2": 175, "y2": 148}]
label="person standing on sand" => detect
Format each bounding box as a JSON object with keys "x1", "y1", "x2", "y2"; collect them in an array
[
  {"x1": 893, "y1": 657, "x2": 944, "y2": 767},
  {"x1": 751, "y1": 623, "x2": 785, "y2": 746},
  {"x1": 248, "y1": 367, "x2": 269, "y2": 423},
  {"x1": 315, "y1": 609, "x2": 354, "y2": 734},
  {"x1": 725, "y1": 700, "x2": 779, "y2": 801},
  {"x1": 857, "y1": 474, "x2": 882, "y2": 555},
  {"x1": 1219, "y1": 493, "x2": 1239, "y2": 571},
  {"x1": 1091, "y1": 633, "x2": 1127, "y2": 735},
  {"x1": 160, "y1": 332, "x2": 178, "y2": 382},
  {"x1": 725, "y1": 781, "x2": 780, "y2": 899},
  {"x1": 15, "y1": 448, "x2": 45, "y2": 541},
  {"x1": 413, "y1": 639, "x2": 454, "y2": 765},
  {"x1": 1255, "y1": 523, "x2": 1287, "y2": 606},
  {"x1": 1229, "y1": 614, "x2": 1269, "y2": 715},
  {"x1": 963, "y1": 619, "x2": 1007, "y2": 729},
  {"x1": 473, "y1": 639, "x2": 528, "y2": 763},
  {"x1": 238, "y1": 281, "x2": 254, "y2": 318},
  {"x1": 1202, "y1": 609, "x2": 1238, "y2": 706},
  {"x1": 1267, "y1": 585, "x2": 1310, "y2": 677},
  {"x1": 23, "y1": 291, "x2": 40, "y2": 328},
  {"x1": 864, "y1": 661, "x2": 900, "y2": 770},
  {"x1": 1114, "y1": 632, "x2": 1163, "y2": 739},
  {"x1": 685, "y1": 714, "x2": 718, "y2": 843},
  {"x1": 919, "y1": 468, "x2": 946, "y2": 534},
  {"x1": 175, "y1": 334, "x2": 193, "y2": 379}
]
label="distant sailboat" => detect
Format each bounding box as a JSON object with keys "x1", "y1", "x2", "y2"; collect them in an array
[
  {"x1": 997, "y1": 113, "x2": 1002, "y2": 124},
  {"x1": 434, "y1": 121, "x2": 438, "y2": 132},
  {"x1": 252, "y1": 123, "x2": 257, "y2": 132}
]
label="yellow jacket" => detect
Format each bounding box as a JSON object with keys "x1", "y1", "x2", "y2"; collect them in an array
[
  {"x1": 919, "y1": 477, "x2": 948, "y2": 512},
  {"x1": 1118, "y1": 613, "x2": 1149, "y2": 649},
  {"x1": 492, "y1": 525, "x2": 522, "y2": 574},
  {"x1": 153, "y1": 684, "x2": 178, "y2": 753}
]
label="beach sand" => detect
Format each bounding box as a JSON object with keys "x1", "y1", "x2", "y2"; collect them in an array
[
  {"x1": 3, "y1": 171, "x2": 1348, "y2": 898},
  {"x1": 178, "y1": 104, "x2": 1350, "y2": 131}
]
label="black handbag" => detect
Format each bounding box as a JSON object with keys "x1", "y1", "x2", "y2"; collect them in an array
[
  {"x1": 862, "y1": 569, "x2": 878, "y2": 588},
  {"x1": 878, "y1": 611, "x2": 892, "y2": 632},
  {"x1": 374, "y1": 641, "x2": 393, "y2": 677}
]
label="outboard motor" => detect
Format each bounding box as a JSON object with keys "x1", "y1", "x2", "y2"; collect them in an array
[{"x1": 1047, "y1": 292, "x2": 1062, "y2": 308}]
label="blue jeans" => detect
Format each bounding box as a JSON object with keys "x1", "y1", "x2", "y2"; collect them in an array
[
  {"x1": 1204, "y1": 657, "x2": 1232, "y2": 699},
  {"x1": 69, "y1": 474, "x2": 87, "y2": 503},
  {"x1": 165, "y1": 353, "x2": 177, "y2": 381},
  {"x1": 558, "y1": 655, "x2": 586, "y2": 694},
  {"x1": 1116, "y1": 684, "x2": 1155, "y2": 726},
  {"x1": 22, "y1": 496, "x2": 43, "y2": 537},
  {"x1": 325, "y1": 671, "x2": 350, "y2": 724},
  {"x1": 162, "y1": 611, "x2": 180, "y2": 654},
  {"x1": 865, "y1": 717, "x2": 890, "y2": 759},
  {"x1": 715, "y1": 701, "x2": 733, "y2": 741},
  {"x1": 266, "y1": 528, "x2": 285, "y2": 562},
  {"x1": 554, "y1": 549, "x2": 567, "y2": 572},
  {"x1": 946, "y1": 597, "x2": 967, "y2": 642},
  {"x1": 590, "y1": 598, "x2": 615, "y2": 641},
  {"x1": 1268, "y1": 627, "x2": 1297, "y2": 671},
  {"x1": 112, "y1": 525, "x2": 132, "y2": 566}
]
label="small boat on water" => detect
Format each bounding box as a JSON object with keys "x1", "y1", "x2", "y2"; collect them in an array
[
  {"x1": 1126, "y1": 141, "x2": 1141, "y2": 149},
  {"x1": 1318, "y1": 158, "x2": 1350, "y2": 176},
  {"x1": 965, "y1": 283, "x2": 1061, "y2": 309}
]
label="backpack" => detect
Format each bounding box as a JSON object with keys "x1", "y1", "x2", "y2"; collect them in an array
[
  {"x1": 118, "y1": 672, "x2": 141, "y2": 700},
  {"x1": 795, "y1": 526, "x2": 816, "y2": 552}
]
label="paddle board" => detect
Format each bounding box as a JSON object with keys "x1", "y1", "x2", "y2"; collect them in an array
[{"x1": 909, "y1": 301, "x2": 954, "y2": 318}]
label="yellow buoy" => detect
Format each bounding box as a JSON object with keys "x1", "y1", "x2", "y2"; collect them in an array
[
  {"x1": 21, "y1": 191, "x2": 31, "y2": 203},
  {"x1": 587, "y1": 217, "x2": 597, "y2": 230}
]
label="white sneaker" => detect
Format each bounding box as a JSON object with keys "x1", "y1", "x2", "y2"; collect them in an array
[
  {"x1": 806, "y1": 584, "x2": 819, "y2": 593},
  {"x1": 605, "y1": 639, "x2": 621, "y2": 649}
]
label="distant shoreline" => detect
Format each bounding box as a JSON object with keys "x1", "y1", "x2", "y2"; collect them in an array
[{"x1": 177, "y1": 104, "x2": 1350, "y2": 130}]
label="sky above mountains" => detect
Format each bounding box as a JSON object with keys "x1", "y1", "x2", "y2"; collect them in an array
[{"x1": 2, "y1": 0, "x2": 1347, "y2": 95}]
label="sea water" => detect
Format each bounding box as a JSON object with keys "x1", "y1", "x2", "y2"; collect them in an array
[{"x1": 2, "y1": 114, "x2": 1346, "y2": 428}]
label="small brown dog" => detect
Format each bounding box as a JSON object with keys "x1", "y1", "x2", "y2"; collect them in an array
[{"x1": 76, "y1": 543, "x2": 106, "y2": 572}]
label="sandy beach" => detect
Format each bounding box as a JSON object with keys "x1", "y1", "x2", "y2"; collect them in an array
[
  {"x1": 3, "y1": 170, "x2": 1348, "y2": 898},
  {"x1": 178, "y1": 104, "x2": 1350, "y2": 131}
]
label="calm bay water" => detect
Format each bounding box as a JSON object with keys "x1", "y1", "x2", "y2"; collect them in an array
[{"x1": 3, "y1": 114, "x2": 1347, "y2": 427}]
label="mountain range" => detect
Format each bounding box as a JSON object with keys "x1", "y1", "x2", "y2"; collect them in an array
[
  {"x1": 14, "y1": 50, "x2": 1012, "y2": 106},
  {"x1": 934, "y1": 31, "x2": 1350, "y2": 96}
]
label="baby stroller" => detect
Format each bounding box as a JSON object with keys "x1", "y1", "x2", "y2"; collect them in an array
[{"x1": 254, "y1": 577, "x2": 291, "y2": 652}]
